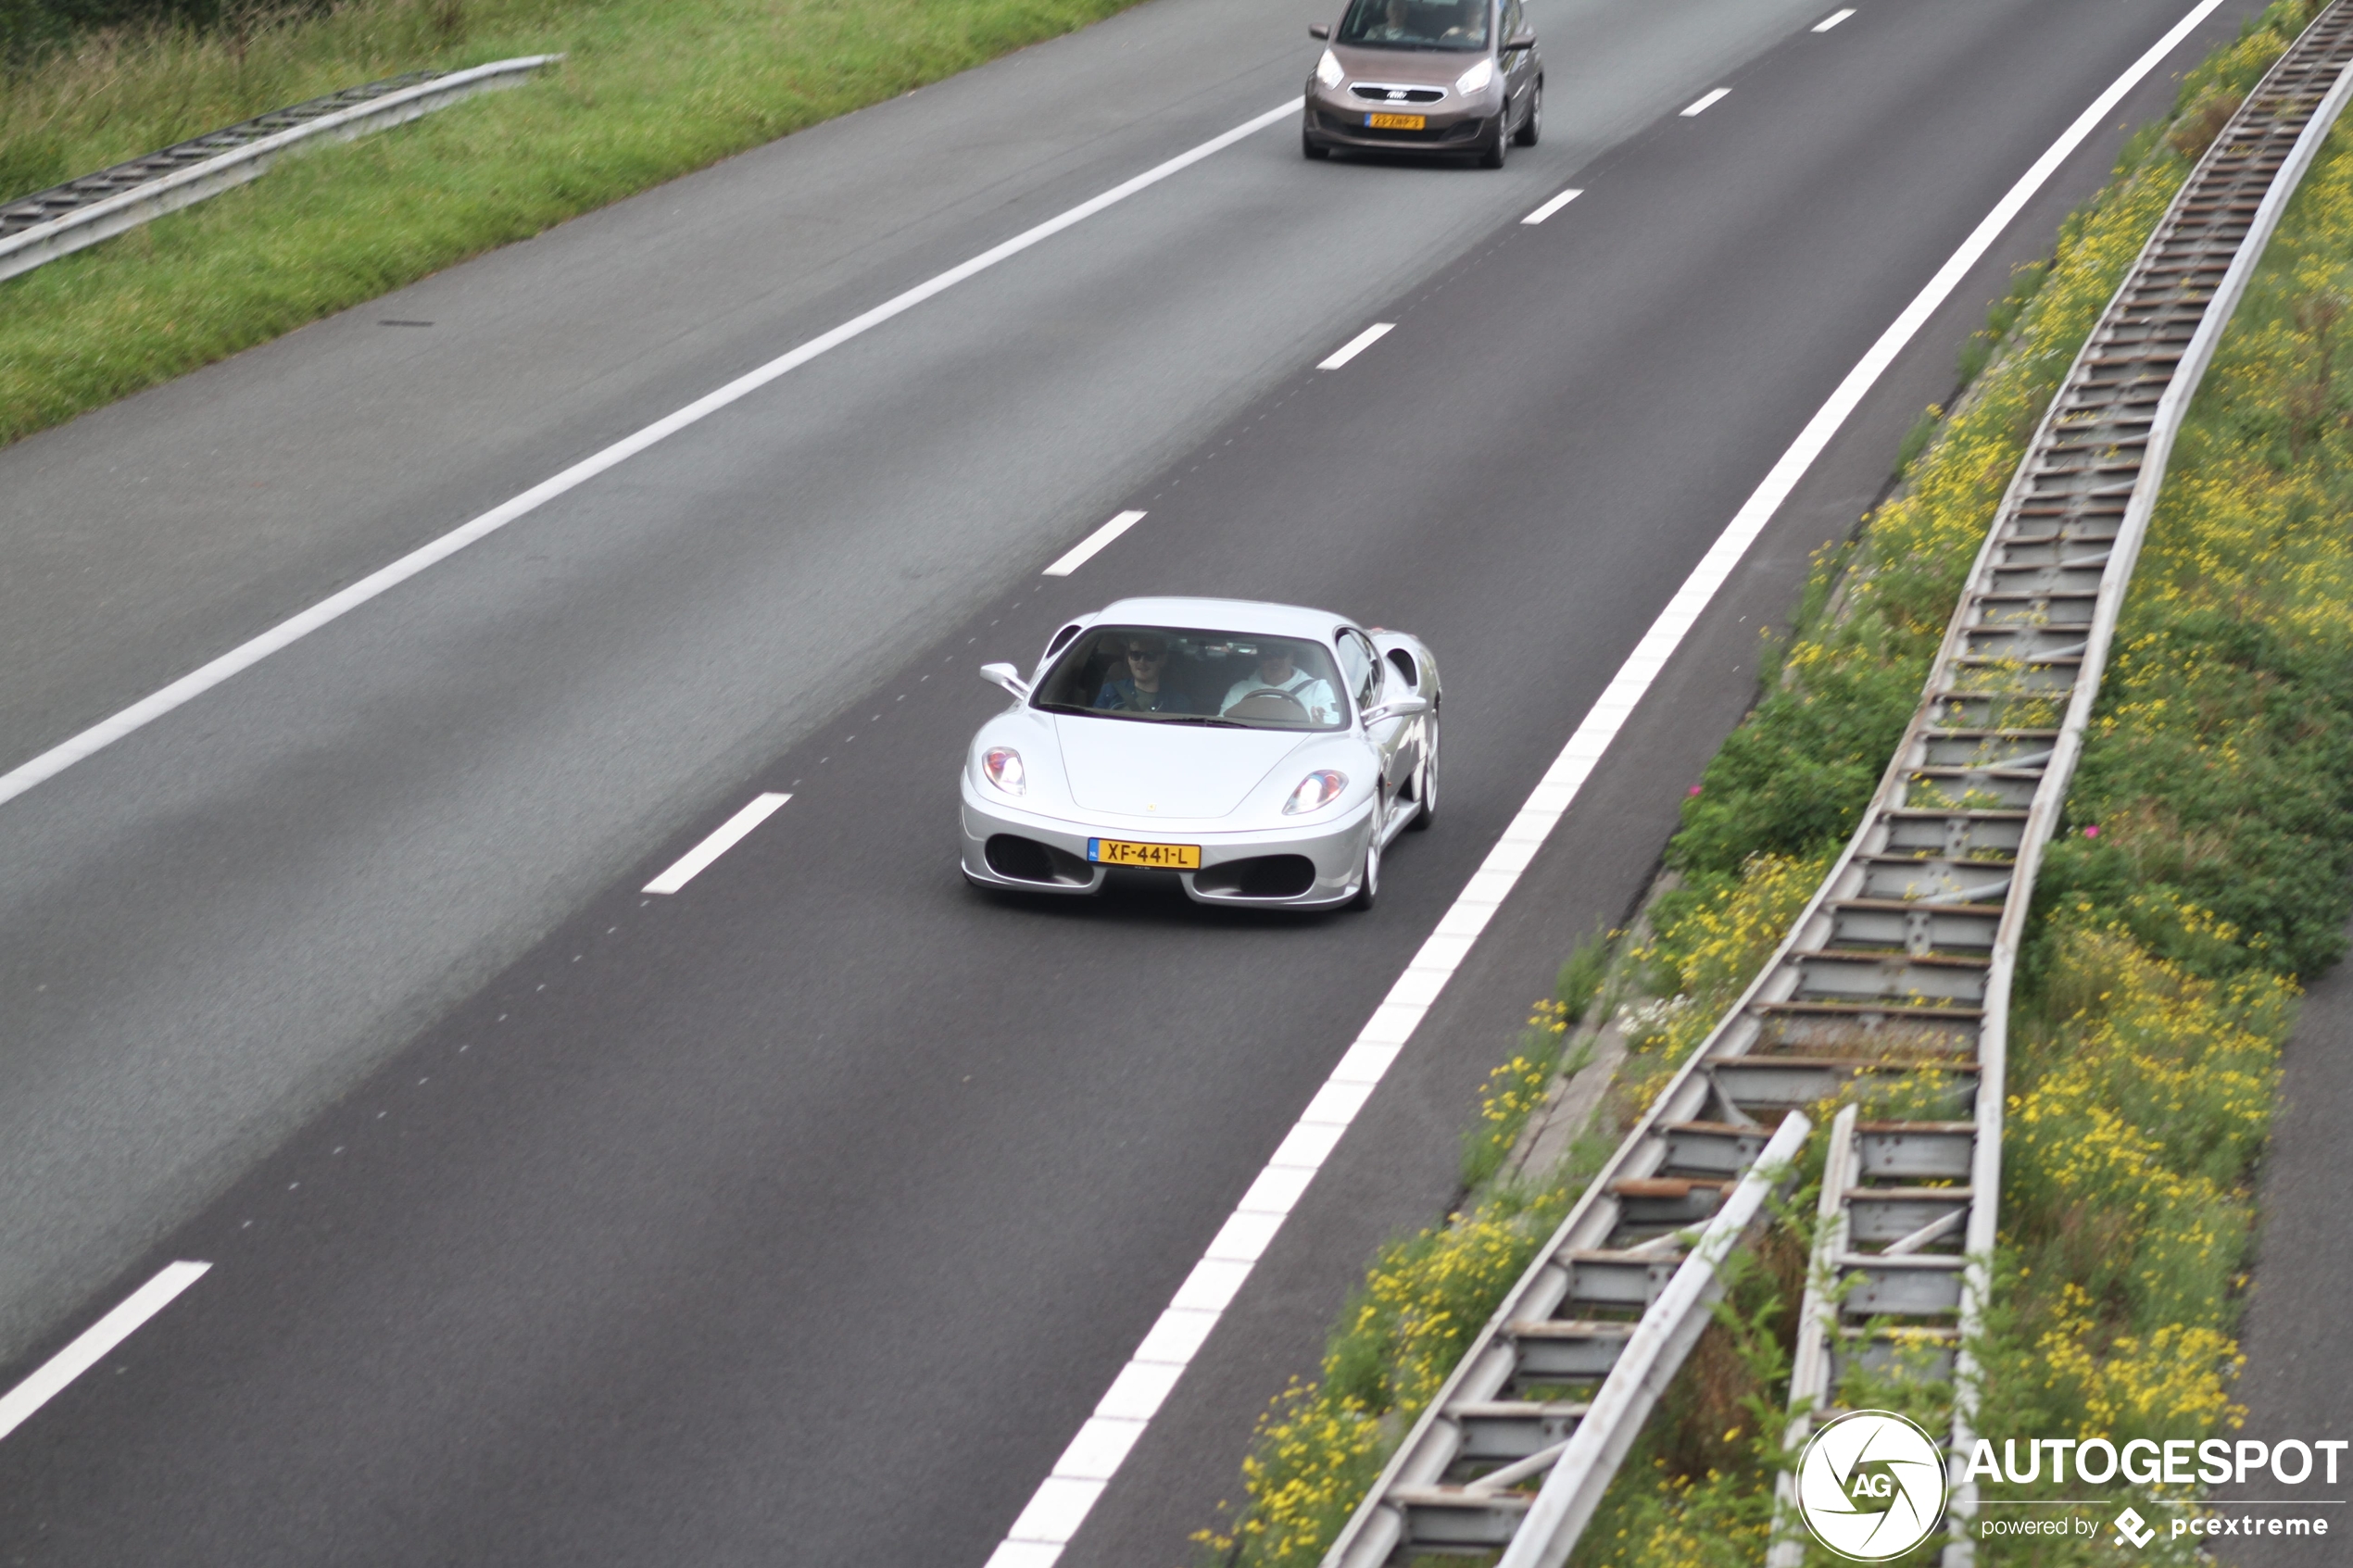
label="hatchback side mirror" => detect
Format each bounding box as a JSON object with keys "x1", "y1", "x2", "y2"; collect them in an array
[
  {"x1": 1504, "y1": 29, "x2": 1536, "y2": 48},
  {"x1": 1361, "y1": 695, "x2": 1430, "y2": 725},
  {"x1": 1309, "y1": 21, "x2": 1329, "y2": 37},
  {"x1": 979, "y1": 662, "x2": 1031, "y2": 700}
]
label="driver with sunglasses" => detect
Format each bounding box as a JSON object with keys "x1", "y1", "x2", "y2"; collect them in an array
[{"x1": 1094, "y1": 635, "x2": 1194, "y2": 714}]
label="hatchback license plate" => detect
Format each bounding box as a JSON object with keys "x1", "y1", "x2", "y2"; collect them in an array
[
  {"x1": 1366, "y1": 111, "x2": 1426, "y2": 130},
  {"x1": 1089, "y1": 838, "x2": 1201, "y2": 870}
]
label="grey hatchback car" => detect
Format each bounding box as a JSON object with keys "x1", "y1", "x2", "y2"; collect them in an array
[{"x1": 1302, "y1": 0, "x2": 1541, "y2": 166}]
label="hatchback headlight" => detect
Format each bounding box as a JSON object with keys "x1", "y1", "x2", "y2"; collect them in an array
[
  {"x1": 982, "y1": 746, "x2": 1026, "y2": 795},
  {"x1": 1454, "y1": 57, "x2": 1495, "y2": 94},
  {"x1": 1316, "y1": 48, "x2": 1346, "y2": 88},
  {"x1": 1284, "y1": 770, "x2": 1348, "y2": 814}
]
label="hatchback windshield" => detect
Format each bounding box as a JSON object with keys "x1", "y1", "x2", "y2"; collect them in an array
[
  {"x1": 1336, "y1": 0, "x2": 1489, "y2": 50},
  {"x1": 1033, "y1": 626, "x2": 1351, "y2": 730}
]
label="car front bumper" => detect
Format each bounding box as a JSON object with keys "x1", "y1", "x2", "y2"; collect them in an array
[
  {"x1": 959, "y1": 781, "x2": 1376, "y2": 909},
  {"x1": 1302, "y1": 82, "x2": 1502, "y2": 153}
]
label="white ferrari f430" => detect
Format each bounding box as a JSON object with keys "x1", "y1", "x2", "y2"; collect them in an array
[{"x1": 960, "y1": 596, "x2": 1441, "y2": 909}]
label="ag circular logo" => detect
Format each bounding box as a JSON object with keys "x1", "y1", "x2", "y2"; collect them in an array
[{"x1": 1794, "y1": 1409, "x2": 1950, "y2": 1561}]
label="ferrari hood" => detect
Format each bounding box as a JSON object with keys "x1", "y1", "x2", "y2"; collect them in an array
[{"x1": 1053, "y1": 716, "x2": 1310, "y2": 820}]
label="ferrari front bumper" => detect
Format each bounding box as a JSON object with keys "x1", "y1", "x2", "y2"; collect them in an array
[{"x1": 959, "y1": 781, "x2": 1376, "y2": 909}]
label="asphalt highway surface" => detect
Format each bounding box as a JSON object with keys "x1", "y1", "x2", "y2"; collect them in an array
[
  {"x1": 2219, "y1": 930, "x2": 2353, "y2": 1568},
  {"x1": 0, "y1": 0, "x2": 2276, "y2": 1561}
]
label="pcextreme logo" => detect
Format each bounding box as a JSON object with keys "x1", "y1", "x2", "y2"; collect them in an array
[{"x1": 1794, "y1": 1410, "x2": 1950, "y2": 1562}]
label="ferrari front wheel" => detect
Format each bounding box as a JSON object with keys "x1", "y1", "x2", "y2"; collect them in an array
[
  {"x1": 1353, "y1": 831, "x2": 1381, "y2": 910},
  {"x1": 1409, "y1": 707, "x2": 1439, "y2": 831}
]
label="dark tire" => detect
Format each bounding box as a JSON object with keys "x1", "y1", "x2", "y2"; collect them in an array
[
  {"x1": 1408, "y1": 708, "x2": 1439, "y2": 831},
  {"x1": 1303, "y1": 127, "x2": 1331, "y2": 159},
  {"x1": 1515, "y1": 81, "x2": 1542, "y2": 146},
  {"x1": 1353, "y1": 830, "x2": 1381, "y2": 909},
  {"x1": 1478, "y1": 110, "x2": 1509, "y2": 169}
]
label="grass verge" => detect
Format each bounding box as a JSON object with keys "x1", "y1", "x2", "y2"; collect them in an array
[
  {"x1": 1189, "y1": 3, "x2": 2349, "y2": 1562},
  {"x1": 0, "y1": 0, "x2": 1139, "y2": 447}
]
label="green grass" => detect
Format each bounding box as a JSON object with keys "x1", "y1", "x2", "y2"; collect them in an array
[
  {"x1": 0, "y1": 0, "x2": 1139, "y2": 446},
  {"x1": 1893, "y1": 400, "x2": 1944, "y2": 478}
]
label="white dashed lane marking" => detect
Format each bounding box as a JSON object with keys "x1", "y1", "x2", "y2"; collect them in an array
[
  {"x1": 1043, "y1": 511, "x2": 1147, "y2": 577},
  {"x1": 641, "y1": 793, "x2": 791, "y2": 895},
  {"x1": 1316, "y1": 322, "x2": 1395, "y2": 370},
  {"x1": 1522, "y1": 188, "x2": 1584, "y2": 224},
  {"x1": 0, "y1": 1262, "x2": 209, "y2": 1446}
]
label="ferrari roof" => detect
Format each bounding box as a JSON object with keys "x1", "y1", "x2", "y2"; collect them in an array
[{"x1": 1089, "y1": 596, "x2": 1355, "y2": 641}]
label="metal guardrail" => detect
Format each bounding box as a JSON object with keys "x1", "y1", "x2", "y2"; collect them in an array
[
  {"x1": 1927, "y1": 12, "x2": 2353, "y2": 1562},
  {"x1": 0, "y1": 54, "x2": 560, "y2": 284},
  {"x1": 1322, "y1": 6, "x2": 2353, "y2": 1562},
  {"x1": 1491, "y1": 1112, "x2": 1809, "y2": 1568}
]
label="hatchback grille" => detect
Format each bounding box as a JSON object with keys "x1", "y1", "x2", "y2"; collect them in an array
[{"x1": 1350, "y1": 83, "x2": 1445, "y2": 103}]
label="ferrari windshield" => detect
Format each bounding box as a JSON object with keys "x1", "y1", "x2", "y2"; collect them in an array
[
  {"x1": 1033, "y1": 626, "x2": 1350, "y2": 731},
  {"x1": 1336, "y1": 0, "x2": 1490, "y2": 50}
]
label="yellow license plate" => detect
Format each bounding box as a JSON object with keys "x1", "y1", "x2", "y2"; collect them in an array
[
  {"x1": 1366, "y1": 111, "x2": 1427, "y2": 130},
  {"x1": 1088, "y1": 838, "x2": 1201, "y2": 870}
]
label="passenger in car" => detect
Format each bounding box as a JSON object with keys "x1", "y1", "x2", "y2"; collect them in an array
[
  {"x1": 1220, "y1": 643, "x2": 1340, "y2": 725},
  {"x1": 1357, "y1": 0, "x2": 1416, "y2": 41},
  {"x1": 1094, "y1": 635, "x2": 1194, "y2": 714}
]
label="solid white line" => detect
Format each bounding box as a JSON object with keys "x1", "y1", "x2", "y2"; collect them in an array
[
  {"x1": 979, "y1": 2, "x2": 2234, "y2": 1558},
  {"x1": 0, "y1": 1262, "x2": 209, "y2": 1445},
  {"x1": 1317, "y1": 321, "x2": 1395, "y2": 370},
  {"x1": 1813, "y1": 7, "x2": 1856, "y2": 31},
  {"x1": 1042, "y1": 510, "x2": 1146, "y2": 576},
  {"x1": 642, "y1": 792, "x2": 790, "y2": 894},
  {"x1": 0, "y1": 100, "x2": 1305, "y2": 815},
  {"x1": 1681, "y1": 87, "x2": 1731, "y2": 117},
  {"x1": 1521, "y1": 188, "x2": 1585, "y2": 225}
]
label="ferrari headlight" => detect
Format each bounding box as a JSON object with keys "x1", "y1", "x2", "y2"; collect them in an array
[
  {"x1": 1316, "y1": 48, "x2": 1346, "y2": 88},
  {"x1": 982, "y1": 746, "x2": 1026, "y2": 795},
  {"x1": 1284, "y1": 770, "x2": 1348, "y2": 814},
  {"x1": 1454, "y1": 57, "x2": 1495, "y2": 94}
]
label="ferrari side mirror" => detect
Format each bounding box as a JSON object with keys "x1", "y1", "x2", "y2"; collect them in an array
[{"x1": 980, "y1": 662, "x2": 1031, "y2": 700}]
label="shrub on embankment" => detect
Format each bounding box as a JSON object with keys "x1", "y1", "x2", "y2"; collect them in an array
[
  {"x1": 0, "y1": 0, "x2": 1138, "y2": 446},
  {"x1": 1190, "y1": 3, "x2": 2352, "y2": 1562},
  {"x1": 1, "y1": 0, "x2": 241, "y2": 66}
]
